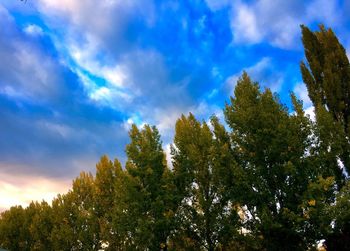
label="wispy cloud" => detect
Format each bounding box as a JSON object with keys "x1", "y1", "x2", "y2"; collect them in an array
[
  {"x1": 213, "y1": 0, "x2": 342, "y2": 49},
  {"x1": 225, "y1": 57, "x2": 285, "y2": 94}
]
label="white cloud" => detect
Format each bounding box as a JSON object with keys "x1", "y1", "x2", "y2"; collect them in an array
[
  {"x1": 90, "y1": 86, "x2": 111, "y2": 102},
  {"x1": 231, "y1": 2, "x2": 261, "y2": 44},
  {"x1": 135, "y1": 101, "x2": 224, "y2": 170},
  {"x1": 293, "y1": 82, "x2": 312, "y2": 108},
  {"x1": 346, "y1": 44, "x2": 350, "y2": 60},
  {"x1": 304, "y1": 106, "x2": 315, "y2": 121},
  {"x1": 69, "y1": 39, "x2": 126, "y2": 88},
  {"x1": 156, "y1": 109, "x2": 183, "y2": 137},
  {"x1": 225, "y1": 57, "x2": 284, "y2": 93},
  {"x1": 123, "y1": 117, "x2": 135, "y2": 131},
  {"x1": 228, "y1": 0, "x2": 340, "y2": 49},
  {"x1": 225, "y1": 75, "x2": 239, "y2": 95},
  {"x1": 24, "y1": 24, "x2": 43, "y2": 36},
  {"x1": 37, "y1": 0, "x2": 155, "y2": 45},
  {"x1": 101, "y1": 66, "x2": 126, "y2": 88},
  {"x1": 229, "y1": 0, "x2": 301, "y2": 48},
  {"x1": 38, "y1": 120, "x2": 74, "y2": 139},
  {"x1": 66, "y1": 39, "x2": 135, "y2": 109},
  {"x1": 306, "y1": 0, "x2": 339, "y2": 27},
  {"x1": 123, "y1": 114, "x2": 145, "y2": 131},
  {"x1": 89, "y1": 85, "x2": 132, "y2": 108},
  {"x1": 293, "y1": 82, "x2": 315, "y2": 120},
  {"x1": 146, "y1": 101, "x2": 222, "y2": 147},
  {"x1": 248, "y1": 57, "x2": 284, "y2": 92},
  {"x1": 192, "y1": 101, "x2": 221, "y2": 119},
  {"x1": 164, "y1": 143, "x2": 172, "y2": 168}
]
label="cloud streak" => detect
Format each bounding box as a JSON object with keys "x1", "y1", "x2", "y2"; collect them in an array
[{"x1": 224, "y1": 0, "x2": 342, "y2": 49}]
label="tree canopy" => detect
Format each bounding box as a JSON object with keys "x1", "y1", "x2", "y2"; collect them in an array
[{"x1": 301, "y1": 24, "x2": 350, "y2": 176}]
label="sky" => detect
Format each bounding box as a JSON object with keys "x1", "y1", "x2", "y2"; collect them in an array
[{"x1": 0, "y1": 0, "x2": 350, "y2": 211}]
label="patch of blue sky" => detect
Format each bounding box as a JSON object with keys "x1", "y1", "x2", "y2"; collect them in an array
[{"x1": 0, "y1": 92, "x2": 53, "y2": 117}]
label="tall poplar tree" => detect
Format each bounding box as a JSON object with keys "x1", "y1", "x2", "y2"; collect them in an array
[
  {"x1": 26, "y1": 201, "x2": 53, "y2": 250},
  {"x1": 300, "y1": 24, "x2": 350, "y2": 251},
  {"x1": 113, "y1": 124, "x2": 175, "y2": 250},
  {"x1": 0, "y1": 206, "x2": 27, "y2": 250},
  {"x1": 300, "y1": 24, "x2": 350, "y2": 175},
  {"x1": 171, "y1": 114, "x2": 240, "y2": 250},
  {"x1": 94, "y1": 155, "x2": 123, "y2": 248},
  {"x1": 224, "y1": 72, "x2": 336, "y2": 250},
  {"x1": 51, "y1": 172, "x2": 99, "y2": 250}
]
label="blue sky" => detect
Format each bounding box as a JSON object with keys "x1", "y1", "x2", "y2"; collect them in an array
[{"x1": 1, "y1": 0, "x2": 350, "y2": 210}]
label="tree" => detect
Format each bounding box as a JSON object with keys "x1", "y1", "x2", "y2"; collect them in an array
[
  {"x1": 50, "y1": 192, "x2": 78, "y2": 250},
  {"x1": 27, "y1": 201, "x2": 53, "y2": 250},
  {"x1": 301, "y1": 25, "x2": 350, "y2": 250},
  {"x1": 0, "y1": 206, "x2": 28, "y2": 250},
  {"x1": 113, "y1": 124, "x2": 176, "y2": 250},
  {"x1": 325, "y1": 180, "x2": 350, "y2": 251},
  {"x1": 94, "y1": 155, "x2": 123, "y2": 248},
  {"x1": 300, "y1": 24, "x2": 350, "y2": 175},
  {"x1": 224, "y1": 72, "x2": 336, "y2": 250},
  {"x1": 171, "y1": 113, "x2": 240, "y2": 250},
  {"x1": 51, "y1": 172, "x2": 99, "y2": 250}
]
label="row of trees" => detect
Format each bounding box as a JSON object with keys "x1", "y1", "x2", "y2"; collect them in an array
[{"x1": 1, "y1": 25, "x2": 349, "y2": 250}]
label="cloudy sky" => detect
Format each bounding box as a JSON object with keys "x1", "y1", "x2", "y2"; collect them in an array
[{"x1": 1, "y1": 0, "x2": 350, "y2": 211}]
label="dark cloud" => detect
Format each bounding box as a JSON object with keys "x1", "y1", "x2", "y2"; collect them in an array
[{"x1": 0, "y1": 5, "x2": 129, "y2": 178}]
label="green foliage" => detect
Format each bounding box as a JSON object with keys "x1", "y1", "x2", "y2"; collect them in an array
[
  {"x1": 301, "y1": 24, "x2": 350, "y2": 175},
  {"x1": 50, "y1": 172, "x2": 100, "y2": 250},
  {"x1": 0, "y1": 202, "x2": 53, "y2": 251},
  {"x1": 27, "y1": 201, "x2": 53, "y2": 250},
  {"x1": 325, "y1": 180, "x2": 350, "y2": 250},
  {"x1": 311, "y1": 105, "x2": 345, "y2": 186},
  {"x1": 171, "y1": 113, "x2": 240, "y2": 250},
  {"x1": 0, "y1": 206, "x2": 28, "y2": 250},
  {"x1": 300, "y1": 25, "x2": 350, "y2": 249},
  {"x1": 224, "y1": 72, "x2": 335, "y2": 250},
  {"x1": 113, "y1": 124, "x2": 175, "y2": 250},
  {"x1": 94, "y1": 156, "x2": 123, "y2": 247}
]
